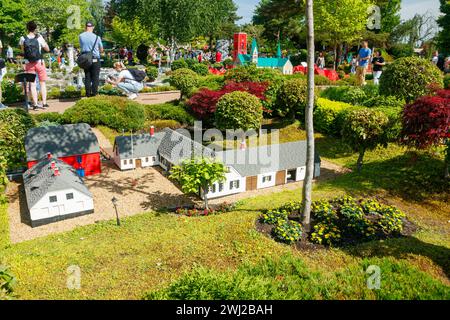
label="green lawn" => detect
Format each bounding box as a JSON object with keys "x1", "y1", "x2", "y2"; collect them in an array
[{"x1": 0, "y1": 125, "x2": 449, "y2": 300}]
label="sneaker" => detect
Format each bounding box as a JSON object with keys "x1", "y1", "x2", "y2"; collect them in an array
[
  {"x1": 43, "y1": 104, "x2": 50, "y2": 109},
  {"x1": 0, "y1": 103, "x2": 8, "y2": 110},
  {"x1": 128, "y1": 93, "x2": 138, "y2": 100}
]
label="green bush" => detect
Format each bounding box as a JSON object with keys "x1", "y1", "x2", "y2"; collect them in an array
[
  {"x1": 215, "y1": 91, "x2": 263, "y2": 131},
  {"x1": 185, "y1": 58, "x2": 199, "y2": 69},
  {"x1": 196, "y1": 75, "x2": 225, "y2": 91},
  {"x1": 169, "y1": 68, "x2": 199, "y2": 98},
  {"x1": 313, "y1": 98, "x2": 354, "y2": 136},
  {"x1": 60, "y1": 85, "x2": 82, "y2": 99},
  {"x1": 310, "y1": 196, "x2": 406, "y2": 246},
  {"x1": 314, "y1": 75, "x2": 333, "y2": 86},
  {"x1": 47, "y1": 87, "x2": 61, "y2": 100},
  {"x1": 444, "y1": 74, "x2": 450, "y2": 89},
  {"x1": 1, "y1": 81, "x2": 23, "y2": 104},
  {"x1": 33, "y1": 112, "x2": 64, "y2": 124},
  {"x1": 63, "y1": 96, "x2": 146, "y2": 131},
  {"x1": 362, "y1": 95, "x2": 405, "y2": 109},
  {"x1": 0, "y1": 265, "x2": 16, "y2": 300},
  {"x1": 190, "y1": 63, "x2": 209, "y2": 76},
  {"x1": 379, "y1": 57, "x2": 444, "y2": 102},
  {"x1": 272, "y1": 220, "x2": 303, "y2": 244},
  {"x1": 225, "y1": 64, "x2": 281, "y2": 83},
  {"x1": 146, "y1": 66, "x2": 159, "y2": 82},
  {"x1": 171, "y1": 59, "x2": 188, "y2": 71},
  {"x1": 98, "y1": 84, "x2": 126, "y2": 96},
  {"x1": 277, "y1": 78, "x2": 309, "y2": 120},
  {"x1": 0, "y1": 109, "x2": 35, "y2": 170},
  {"x1": 145, "y1": 103, "x2": 195, "y2": 125},
  {"x1": 141, "y1": 85, "x2": 177, "y2": 93},
  {"x1": 389, "y1": 43, "x2": 414, "y2": 59},
  {"x1": 260, "y1": 209, "x2": 289, "y2": 225}
]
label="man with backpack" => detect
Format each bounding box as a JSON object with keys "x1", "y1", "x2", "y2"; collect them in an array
[
  {"x1": 106, "y1": 62, "x2": 145, "y2": 100},
  {"x1": 78, "y1": 21, "x2": 104, "y2": 97},
  {"x1": 19, "y1": 21, "x2": 50, "y2": 110}
]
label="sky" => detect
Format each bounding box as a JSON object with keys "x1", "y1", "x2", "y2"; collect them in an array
[{"x1": 234, "y1": 0, "x2": 442, "y2": 25}]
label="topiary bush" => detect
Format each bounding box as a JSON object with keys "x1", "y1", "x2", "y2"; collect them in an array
[
  {"x1": 62, "y1": 96, "x2": 146, "y2": 131},
  {"x1": 341, "y1": 108, "x2": 390, "y2": 171},
  {"x1": 277, "y1": 77, "x2": 309, "y2": 120},
  {"x1": 60, "y1": 85, "x2": 82, "y2": 99},
  {"x1": 379, "y1": 57, "x2": 444, "y2": 102},
  {"x1": 146, "y1": 66, "x2": 159, "y2": 82},
  {"x1": 190, "y1": 63, "x2": 209, "y2": 76},
  {"x1": 169, "y1": 68, "x2": 199, "y2": 98},
  {"x1": 171, "y1": 59, "x2": 188, "y2": 71},
  {"x1": 0, "y1": 109, "x2": 35, "y2": 170},
  {"x1": 215, "y1": 91, "x2": 263, "y2": 131}
]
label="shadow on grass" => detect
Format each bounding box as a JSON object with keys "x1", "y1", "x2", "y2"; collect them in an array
[
  {"x1": 344, "y1": 236, "x2": 450, "y2": 280},
  {"x1": 316, "y1": 143, "x2": 450, "y2": 203}
]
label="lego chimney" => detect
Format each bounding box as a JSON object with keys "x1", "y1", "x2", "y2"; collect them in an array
[
  {"x1": 50, "y1": 161, "x2": 56, "y2": 169},
  {"x1": 47, "y1": 152, "x2": 52, "y2": 159},
  {"x1": 53, "y1": 167, "x2": 60, "y2": 176},
  {"x1": 150, "y1": 126, "x2": 155, "y2": 137}
]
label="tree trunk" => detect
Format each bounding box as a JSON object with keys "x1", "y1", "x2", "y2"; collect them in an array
[
  {"x1": 333, "y1": 43, "x2": 337, "y2": 70},
  {"x1": 301, "y1": 0, "x2": 315, "y2": 233},
  {"x1": 203, "y1": 186, "x2": 209, "y2": 210},
  {"x1": 357, "y1": 148, "x2": 365, "y2": 172}
]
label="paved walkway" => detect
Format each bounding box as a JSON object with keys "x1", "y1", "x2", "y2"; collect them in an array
[{"x1": 15, "y1": 91, "x2": 181, "y2": 115}]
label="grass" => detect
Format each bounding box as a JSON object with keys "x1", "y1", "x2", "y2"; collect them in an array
[
  {"x1": 0, "y1": 202, "x2": 9, "y2": 249},
  {"x1": 0, "y1": 123, "x2": 449, "y2": 300}
]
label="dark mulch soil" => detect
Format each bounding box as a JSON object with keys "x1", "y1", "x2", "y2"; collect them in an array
[{"x1": 255, "y1": 217, "x2": 420, "y2": 251}]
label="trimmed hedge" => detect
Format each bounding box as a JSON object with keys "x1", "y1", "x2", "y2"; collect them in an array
[
  {"x1": 379, "y1": 57, "x2": 444, "y2": 102},
  {"x1": 314, "y1": 98, "x2": 359, "y2": 136},
  {"x1": 169, "y1": 68, "x2": 199, "y2": 98},
  {"x1": 63, "y1": 96, "x2": 146, "y2": 131},
  {"x1": 144, "y1": 103, "x2": 195, "y2": 125}
]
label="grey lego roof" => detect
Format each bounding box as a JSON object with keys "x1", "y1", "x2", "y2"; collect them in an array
[
  {"x1": 114, "y1": 132, "x2": 165, "y2": 159},
  {"x1": 23, "y1": 158, "x2": 92, "y2": 209},
  {"x1": 114, "y1": 128, "x2": 215, "y2": 165},
  {"x1": 214, "y1": 140, "x2": 321, "y2": 177},
  {"x1": 25, "y1": 124, "x2": 100, "y2": 162}
]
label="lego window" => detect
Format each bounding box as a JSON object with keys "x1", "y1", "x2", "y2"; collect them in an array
[
  {"x1": 219, "y1": 183, "x2": 224, "y2": 192},
  {"x1": 66, "y1": 193, "x2": 74, "y2": 200},
  {"x1": 49, "y1": 196, "x2": 57, "y2": 203},
  {"x1": 77, "y1": 155, "x2": 82, "y2": 163}
]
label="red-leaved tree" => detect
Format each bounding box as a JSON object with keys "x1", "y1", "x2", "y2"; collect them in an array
[
  {"x1": 187, "y1": 81, "x2": 268, "y2": 122},
  {"x1": 401, "y1": 89, "x2": 450, "y2": 178}
]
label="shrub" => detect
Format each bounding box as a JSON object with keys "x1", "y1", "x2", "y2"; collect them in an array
[
  {"x1": 0, "y1": 156, "x2": 8, "y2": 204},
  {"x1": 260, "y1": 209, "x2": 289, "y2": 225},
  {"x1": 98, "y1": 84, "x2": 126, "y2": 96},
  {"x1": 145, "y1": 103, "x2": 195, "y2": 125},
  {"x1": 444, "y1": 74, "x2": 450, "y2": 89},
  {"x1": 0, "y1": 109, "x2": 35, "y2": 169},
  {"x1": 0, "y1": 265, "x2": 16, "y2": 300},
  {"x1": 185, "y1": 58, "x2": 199, "y2": 69},
  {"x1": 63, "y1": 96, "x2": 146, "y2": 131},
  {"x1": 33, "y1": 112, "x2": 64, "y2": 124},
  {"x1": 169, "y1": 68, "x2": 199, "y2": 98},
  {"x1": 141, "y1": 85, "x2": 177, "y2": 93},
  {"x1": 47, "y1": 87, "x2": 61, "y2": 100},
  {"x1": 277, "y1": 78, "x2": 309, "y2": 120},
  {"x1": 215, "y1": 91, "x2": 263, "y2": 131},
  {"x1": 314, "y1": 75, "x2": 332, "y2": 86},
  {"x1": 341, "y1": 108, "x2": 390, "y2": 171},
  {"x1": 151, "y1": 119, "x2": 182, "y2": 130},
  {"x1": 313, "y1": 98, "x2": 354, "y2": 136},
  {"x1": 389, "y1": 43, "x2": 414, "y2": 59},
  {"x1": 310, "y1": 197, "x2": 406, "y2": 246},
  {"x1": 362, "y1": 95, "x2": 405, "y2": 109},
  {"x1": 379, "y1": 57, "x2": 444, "y2": 102},
  {"x1": 197, "y1": 75, "x2": 225, "y2": 91},
  {"x1": 175, "y1": 208, "x2": 216, "y2": 217},
  {"x1": 225, "y1": 64, "x2": 281, "y2": 83},
  {"x1": 146, "y1": 66, "x2": 159, "y2": 82},
  {"x1": 272, "y1": 220, "x2": 302, "y2": 244},
  {"x1": 60, "y1": 85, "x2": 82, "y2": 99},
  {"x1": 190, "y1": 63, "x2": 209, "y2": 76},
  {"x1": 171, "y1": 59, "x2": 188, "y2": 71},
  {"x1": 1, "y1": 81, "x2": 23, "y2": 104}
]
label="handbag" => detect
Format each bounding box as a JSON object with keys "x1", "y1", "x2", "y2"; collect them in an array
[{"x1": 76, "y1": 36, "x2": 99, "y2": 69}]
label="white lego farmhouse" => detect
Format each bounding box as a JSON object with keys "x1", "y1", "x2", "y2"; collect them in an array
[{"x1": 113, "y1": 128, "x2": 321, "y2": 199}]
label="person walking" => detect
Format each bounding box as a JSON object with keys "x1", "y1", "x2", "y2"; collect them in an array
[
  {"x1": 351, "y1": 55, "x2": 358, "y2": 74},
  {"x1": 6, "y1": 45, "x2": 14, "y2": 63},
  {"x1": 19, "y1": 21, "x2": 50, "y2": 110},
  {"x1": 316, "y1": 52, "x2": 325, "y2": 69},
  {"x1": 106, "y1": 62, "x2": 144, "y2": 100},
  {"x1": 356, "y1": 40, "x2": 372, "y2": 86},
  {"x1": 79, "y1": 21, "x2": 103, "y2": 97},
  {"x1": 371, "y1": 50, "x2": 385, "y2": 85}
]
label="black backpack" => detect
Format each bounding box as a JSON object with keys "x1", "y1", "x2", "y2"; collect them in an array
[
  {"x1": 128, "y1": 69, "x2": 147, "y2": 82},
  {"x1": 23, "y1": 35, "x2": 41, "y2": 62}
]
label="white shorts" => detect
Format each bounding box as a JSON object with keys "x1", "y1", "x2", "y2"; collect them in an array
[{"x1": 0, "y1": 68, "x2": 6, "y2": 81}]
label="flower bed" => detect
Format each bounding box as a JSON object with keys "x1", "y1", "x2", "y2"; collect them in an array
[
  {"x1": 258, "y1": 196, "x2": 410, "y2": 247},
  {"x1": 174, "y1": 202, "x2": 237, "y2": 217}
]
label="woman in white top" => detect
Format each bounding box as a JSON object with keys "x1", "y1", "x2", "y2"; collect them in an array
[{"x1": 106, "y1": 62, "x2": 144, "y2": 100}]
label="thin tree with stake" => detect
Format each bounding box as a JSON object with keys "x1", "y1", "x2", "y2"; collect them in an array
[{"x1": 301, "y1": 0, "x2": 315, "y2": 232}]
